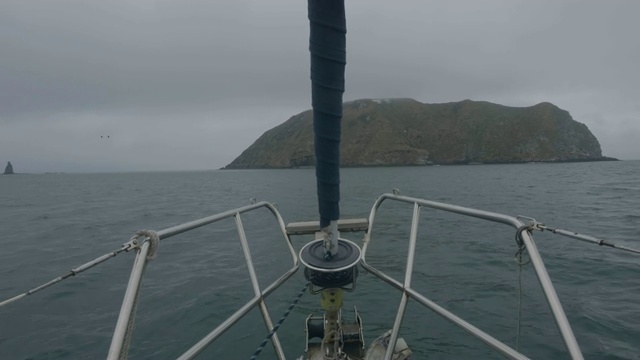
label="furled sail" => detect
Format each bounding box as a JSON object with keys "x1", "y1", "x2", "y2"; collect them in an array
[{"x1": 308, "y1": 0, "x2": 346, "y2": 238}]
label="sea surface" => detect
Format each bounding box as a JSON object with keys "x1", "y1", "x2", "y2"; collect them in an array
[{"x1": 0, "y1": 162, "x2": 638, "y2": 360}]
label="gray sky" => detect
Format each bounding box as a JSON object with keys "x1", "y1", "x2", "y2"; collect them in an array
[{"x1": 1, "y1": 0, "x2": 639, "y2": 173}]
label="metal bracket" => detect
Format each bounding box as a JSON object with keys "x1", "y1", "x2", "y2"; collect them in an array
[
  {"x1": 122, "y1": 239, "x2": 141, "y2": 253},
  {"x1": 516, "y1": 216, "x2": 544, "y2": 231}
]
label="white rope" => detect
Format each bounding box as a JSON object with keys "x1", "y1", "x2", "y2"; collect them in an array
[
  {"x1": 320, "y1": 329, "x2": 344, "y2": 359},
  {"x1": 129, "y1": 230, "x2": 160, "y2": 260},
  {"x1": 119, "y1": 287, "x2": 142, "y2": 360}
]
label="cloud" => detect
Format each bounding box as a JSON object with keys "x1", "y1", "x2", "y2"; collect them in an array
[{"x1": 1, "y1": 0, "x2": 639, "y2": 172}]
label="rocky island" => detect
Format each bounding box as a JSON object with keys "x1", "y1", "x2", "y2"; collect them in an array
[
  {"x1": 225, "y1": 99, "x2": 616, "y2": 169},
  {"x1": 3, "y1": 161, "x2": 14, "y2": 175}
]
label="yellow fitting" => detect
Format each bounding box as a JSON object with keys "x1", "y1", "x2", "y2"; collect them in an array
[{"x1": 320, "y1": 288, "x2": 343, "y2": 312}]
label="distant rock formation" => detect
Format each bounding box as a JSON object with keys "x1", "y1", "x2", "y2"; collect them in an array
[
  {"x1": 4, "y1": 161, "x2": 14, "y2": 175},
  {"x1": 225, "y1": 98, "x2": 616, "y2": 169}
]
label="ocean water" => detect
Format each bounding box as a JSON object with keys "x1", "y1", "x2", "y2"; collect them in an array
[{"x1": 0, "y1": 162, "x2": 638, "y2": 359}]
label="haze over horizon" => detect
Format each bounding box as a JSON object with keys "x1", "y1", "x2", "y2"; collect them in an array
[{"x1": 2, "y1": 1, "x2": 639, "y2": 173}]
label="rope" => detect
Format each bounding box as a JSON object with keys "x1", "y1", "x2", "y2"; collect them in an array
[
  {"x1": 250, "y1": 282, "x2": 310, "y2": 360},
  {"x1": 129, "y1": 230, "x2": 160, "y2": 260},
  {"x1": 320, "y1": 329, "x2": 344, "y2": 359},
  {"x1": 119, "y1": 285, "x2": 142, "y2": 360},
  {"x1": 516, "y1": 250, "x2": 526, "y2": 351},
  {"x1": 514, "y1": 226, "x2": 531, "y2": 352},
  {"x1": 514, "y1": 225, "x2": 529, "y2": 248}
]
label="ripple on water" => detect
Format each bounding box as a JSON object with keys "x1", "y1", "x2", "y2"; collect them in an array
[{"x1": 1, "y1": 163, "x2": 639, "y2": 359}]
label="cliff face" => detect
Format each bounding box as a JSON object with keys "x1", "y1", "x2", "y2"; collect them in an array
[{"x1": 225, "y1": 99, "x2": 611, "y2": 169}]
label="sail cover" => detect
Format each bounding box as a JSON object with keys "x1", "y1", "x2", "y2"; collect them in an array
[{"x1": 308, "y1": 0, "x2": 346, "y2": 228}]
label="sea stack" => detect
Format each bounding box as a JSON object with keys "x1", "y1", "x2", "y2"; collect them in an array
[{"x1": 4, "y1": 161, "x2": 14, "y2": 175}]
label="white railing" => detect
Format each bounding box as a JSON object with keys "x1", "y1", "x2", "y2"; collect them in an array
[
  {"x1": 6, "y1": 193, "x2": 637, "y2": 359},
  {"x1": 107, "y1": 201, "x2": 299, "y2": 360},
  {"x1": 360, "y1": 193, "x2": 584, "y2": 360}
]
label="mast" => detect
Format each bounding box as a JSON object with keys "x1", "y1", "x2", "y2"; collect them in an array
[{"x1": 303, "y1": 2, "x2": 364, "y2": 358}]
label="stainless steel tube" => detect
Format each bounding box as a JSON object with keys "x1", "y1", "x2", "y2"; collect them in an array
[
  {"x1": 519, "y1": 230, "x2": 584, "y2": 359},
  {"x1": 107, "y1": 241, "x2": 151, "y2": 360},
  {"x1": 235, "y1": 214, "x2": 286, "y2": 359},
  {"x1": 362, "y1": 194, "x2": 584, "y2": 360}
]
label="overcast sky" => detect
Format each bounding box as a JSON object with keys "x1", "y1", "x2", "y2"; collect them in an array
[{"x1": 1, "y1": 0, "x2": 638, "y2": 173}]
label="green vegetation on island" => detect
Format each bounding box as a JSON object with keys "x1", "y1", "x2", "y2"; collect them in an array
[{"x1": 225, "y1": 99, "x2": 616, "y2": 169}]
